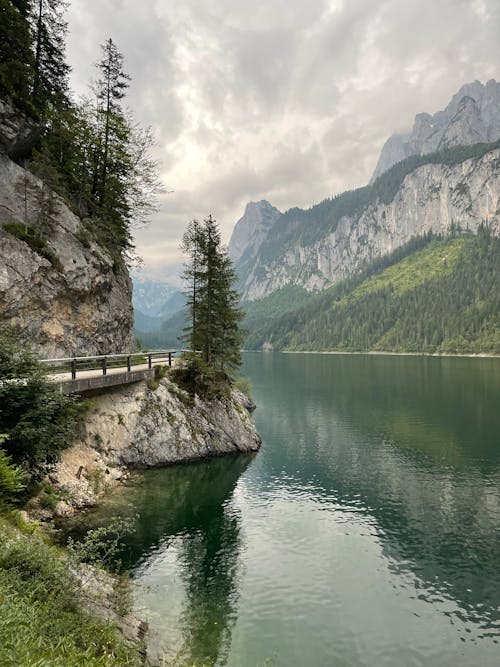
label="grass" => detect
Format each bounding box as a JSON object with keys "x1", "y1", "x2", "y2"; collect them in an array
[{"x1": 0, "y1": 513, "x2": 143, "y2": 666}]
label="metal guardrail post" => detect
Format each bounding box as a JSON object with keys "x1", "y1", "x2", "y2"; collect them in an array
[
  {"x1": 148, "y1": 354, "x2": 152, "y2": 369},
  {"x1": 102, "y1": 357, "x2": 107, "y2": 376},
  {"x1": 127, "y1": 355, "x2": 131, "y2": 372},
  {"x1": 168, "y1": 352, "x2": 172, "y2": 367},
  {"x1": 71, "y1": 358, "x2": 77, "y2": 380}
]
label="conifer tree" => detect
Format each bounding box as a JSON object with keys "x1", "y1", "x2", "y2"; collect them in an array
[
  {"x1": 30, "y1": 0, "x2": 70, "y2": 113},
  {"x1": 181, "y1": 216, "x2": 244, "y2": 373},
  {"x1": 0, "y1": 0, "x2": 34, "y2": 113}
]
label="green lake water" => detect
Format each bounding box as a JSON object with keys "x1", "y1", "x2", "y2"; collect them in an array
[{"x1": 70, "y1": 353, "x2": 500, "y2": 666}]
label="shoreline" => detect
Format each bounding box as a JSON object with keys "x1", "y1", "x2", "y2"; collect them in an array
[{"x1": 277, "y1": 349, "x2": 500, "y2": 359}]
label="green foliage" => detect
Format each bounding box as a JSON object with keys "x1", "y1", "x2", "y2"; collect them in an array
[
  {"x1": 245, "y1": 230, "x2": 500, "y2": 355},
  {"x1": 3, "y1": 221, "x2": 63, "y2": 270},
  {"x1": 0, "y1": 325, "x2": 78, "y2": 480},
  {"x1": 66, "y1": 517, "x2": 136, "y2": 568},
  {"x1": 148, "y1": 363, "x2": 169, "y2": 391},
  {"x1": 0, "y1": 516, "x2": 142, "y2": 666},
  {"x1": 0, "y1": 437, "x2": 26, "y2": 505},
  {"x1": 170, "y1": 353, "x2": 231, "y2": 401},
  {"x1": 234, "y1": 376, "x2": 252, "y2": 399},
  {"x1": 181, "y1": 216, "x2": 244, "y2": 373},
  {"x1": 0, "y1": 0, "x2": 35, "y2": 116}
]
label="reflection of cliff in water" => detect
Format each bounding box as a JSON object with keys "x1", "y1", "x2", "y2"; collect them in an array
[
  {"x1": 245, "y1": 352, "x2": 500, "y2": 633},
  {"x1": 65, "y1": 454, "x2": 252, "y2": 665},
  {"x1": 63, "y1": 453, "x2": 252, "y2": 571}
]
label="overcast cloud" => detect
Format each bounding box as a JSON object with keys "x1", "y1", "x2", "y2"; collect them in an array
[{"x1": 66, "y1": 0, "x2": 500, "y2": 282}]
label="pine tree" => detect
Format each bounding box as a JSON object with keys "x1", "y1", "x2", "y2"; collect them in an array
[
  {"x1": 181, "y1": 216, "x2": 244, "y2": 373},
  {"x1": 30, "y1": 0, "x2": 70, "y2": 113},
  {"x1": 0, "y1": 0, "x2": 35, "y2": 114}
]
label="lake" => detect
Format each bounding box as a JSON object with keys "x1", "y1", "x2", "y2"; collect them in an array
[{"x1": 71, "y1": 352, "x2": 500, "y2": 666}]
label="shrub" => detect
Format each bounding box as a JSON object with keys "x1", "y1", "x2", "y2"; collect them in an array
[
  {"x1": 0, "y1": 325, "x2": 79, "y2": 483},
  {"x1": 234, "y1": 376, "x2": 252, "y2": 399},
  {"x1": 170, "y1": 353, "x2": 230, "y2": 400},
  {"x1": 0, "y1": 438, "x2": 26, "y2": 506}
]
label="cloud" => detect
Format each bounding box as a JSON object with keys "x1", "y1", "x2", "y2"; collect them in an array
[{"x1": 66, "y1": 0, "x2": 500, "y2": 281}]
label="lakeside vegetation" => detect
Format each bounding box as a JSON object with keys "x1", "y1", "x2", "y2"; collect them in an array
[{"x1": 244, "y1": 229, "x2": 500, "y2": 355}]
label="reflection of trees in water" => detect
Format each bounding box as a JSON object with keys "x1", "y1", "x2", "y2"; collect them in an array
[
  {"x1": 62, "y1": 454, "x2": 251, "y2": 664},
  {"x1": 245, "y1": 352, "x2": 500, "y2": 632},
  {"x1": 177, "y1": 501, "x2": 241, "y2": 666}
]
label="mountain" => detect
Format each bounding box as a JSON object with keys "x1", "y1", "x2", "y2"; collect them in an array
[
  {"x1": 233, "y1": 140, "x2": 500, "y2": 301},
  {"x1": 228, "y1": 200, "x2": 281, "y2": 265},
  {"x1": 131, "y1": 276, "x2": 179, "y2": 318},
  {"x1": 228, "y1": 81, "x2": 500, "y2": 305},
  {"x1": 370, "y1": 79, "x2": 500, "y2": 182},
  {"x1": 244, "y1": 231, "x2": 500, "y2": 355}
]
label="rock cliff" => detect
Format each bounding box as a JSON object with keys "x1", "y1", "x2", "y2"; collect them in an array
[
  {"x1": 227, "y1": 200, "x2": 281, "y2": 263},
  {"x1": 0, "y1": 108, "x2": 133, "y2": 357},
  {"x1": 237, "y1": 148, "x2": 500, "y2": 300},
  {"x1": 45, "y1": 377, "x2": 261, "y2": 515},
  {"x1": 371, "y1": 79, "x2": 500, "y2": 182}
]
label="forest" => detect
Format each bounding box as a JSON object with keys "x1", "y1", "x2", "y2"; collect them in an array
[
  {"x1": 244, "y1": 229, "x2": 500, "y2": 355},
  {"x1": 0, "y1": 0, "x2": 160, "y2": 259}
]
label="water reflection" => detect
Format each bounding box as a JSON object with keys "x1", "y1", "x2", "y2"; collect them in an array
[
  {"x1": 64, "y1": 455, "x2": 252, "y2": 663},
  {"x1": 244, "y1": 353, "x2": 500, "y2": 637}
]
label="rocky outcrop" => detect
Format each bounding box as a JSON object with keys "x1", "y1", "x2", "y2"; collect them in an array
[
  {"x1": 228, "y1": 200, "x2": 281, "y2": 263},
  {"x1": 0, "y1": 99, "x2": 42, "y2": 159},
  {"x1": 0, "y1": 153, "x2": 133, "y2": 357},
  {"x1": 371, "y1": 79, "x2": 500, "y2": 182},
  {"x1": 238, "y1": 149, "x2": 500, "y2": 300},
  {"x1": 46, "y1": 377, "x2": 261, "y2": 513}
]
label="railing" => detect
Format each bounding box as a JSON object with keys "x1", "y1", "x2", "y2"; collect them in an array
[{"x1": 40, "y1": 350, "x2": 185, "y2": 380}]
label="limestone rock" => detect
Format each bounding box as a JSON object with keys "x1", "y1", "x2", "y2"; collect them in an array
[
  {"x1": 228, "y1": 200, "x2": 281, "y2": 263},
  {"x1": 238, "y1": 149, "x2": 500, "y2": 300},
  {"x1": 371, "y1": 79, "x2": 500, "y2": 182},
  {"x1": 0, "y1": 154, "x2": 133, "y2": 357},
  {"x1": 48, "y1": 377, "x2": 261, "y2": 511},
  {"x1": 0, "y1": 99, "x2": 42, "y2": 159}
]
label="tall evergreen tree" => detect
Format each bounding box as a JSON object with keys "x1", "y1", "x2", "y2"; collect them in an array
[
  {"x1": 0, "y1": 0, "x2": 34, "y2": 113},
  {"x1": 181, "y1": 216, "x2": 244, "y2": 372},
  {"x1": 29, "y1": 0, "x2": 70, "y2": 113}
]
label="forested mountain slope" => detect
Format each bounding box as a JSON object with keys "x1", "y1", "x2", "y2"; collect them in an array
[
  {"x1": 235, "y1": 141, "x2": 500, "y2": 301},
  {"x1": 244, "y1": 231, "x2": 500, "y2": 355}
]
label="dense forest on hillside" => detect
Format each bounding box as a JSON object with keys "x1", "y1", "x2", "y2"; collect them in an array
[
  {"x1": 255, "y1": 139, "x2": 500, "y2": 267},
  {"x1": 0, "y1": 0, "x2": 160, "y2": 259},
  {"x1": 245, "y1": 230, "x2": 500, "y2": 355}
]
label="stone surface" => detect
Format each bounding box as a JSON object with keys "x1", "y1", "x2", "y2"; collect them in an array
[
  {"x1": 48, "y1": 377, "x2": 261, "y2": 511},
  {"x1": 0, "y1": 153, "x2": 133, "y2": 357},
  {"x1": 237, "y1": 149, "x2": 500, "y2": 300},
  {"x1": 0, "y1": 99, "x2": 42, "y2": 159},
  {"x1": 371, "y1": 79, "x2": 500, "y2": 182},
  {"x1": 228, "y1": 200, "x2": 281, "y2": 263}
]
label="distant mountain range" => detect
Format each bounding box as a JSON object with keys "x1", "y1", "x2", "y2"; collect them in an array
[{"x1": 228, "y1": 79, "x2": 500, "y2": 354}]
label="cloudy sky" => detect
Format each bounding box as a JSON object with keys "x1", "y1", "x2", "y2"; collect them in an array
[{"x1": 66, "y1": 0, "x2": 499, "y2": 282}]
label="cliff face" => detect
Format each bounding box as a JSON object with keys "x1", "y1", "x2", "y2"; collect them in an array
[
  {"x1": 237, "y1": 149, "x2": 500, "y2": 300},
  {"x1": 227, "y1": 200, "x2": 281, "y2": 263},
  {"x1": 45, "y1": 378, "x2": 261, "y2": 514},
  {"x1": 0, "y1": 107, "x2": 133, "y2": 357},
  {"x1": 371, "y1": 79, "x2": 500, "y2": 182}
]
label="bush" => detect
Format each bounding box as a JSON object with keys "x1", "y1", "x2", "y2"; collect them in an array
[
  {"x1": 0, "y1": 439, "x2": 26, "y2": 506},
  {"x1": 234, "y1": 376, "x2": 252, "y2": 399},
  {"x1": 0, "y1": 517, "x2": 142, "y2": 666},
  {"x1": 170, "y1": 353, "x2": 231, "y2": 400},
  {"x1": 0, "y1": 325, "x2": 79, "y2": 483}
]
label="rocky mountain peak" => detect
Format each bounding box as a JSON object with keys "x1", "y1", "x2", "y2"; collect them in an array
[
  {"x1": 228, "y1": 199, "x2": 281, "y2": 263},
  {"x1": 371, "y1": 79, "x2": 500, "y2": 182}
]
